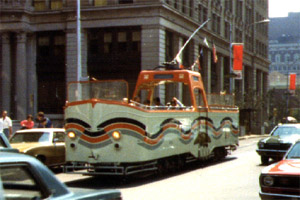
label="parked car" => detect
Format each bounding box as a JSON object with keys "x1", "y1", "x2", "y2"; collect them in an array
[
  {"x1": 259, "y1": 139, "x2": 300, "y2": 199},
  {"x1": 0, "y1": 132, "x2": 18, "y2": 153},
  {"x1": 10, "y1": 128, "x2": 66, "y2": 167},
  {"x1": 0, "y1": 152, "x2": 122, "y2": 200},
  {"x1": 256, "y1": 123, "x2": 300, "y2": 165}
]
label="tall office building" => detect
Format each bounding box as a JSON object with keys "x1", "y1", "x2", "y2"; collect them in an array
[{"x1": 0, "y1": 0, "x2": 269, "y2": 132}]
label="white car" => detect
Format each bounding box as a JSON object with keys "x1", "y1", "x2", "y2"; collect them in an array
[{"x1": 10, "y1": 128, "x2": 66, "y2": 167}]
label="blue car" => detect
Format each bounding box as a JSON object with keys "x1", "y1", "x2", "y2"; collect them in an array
[{"x1": 0, "y1": 152, "x2": 122, "y2": 200}]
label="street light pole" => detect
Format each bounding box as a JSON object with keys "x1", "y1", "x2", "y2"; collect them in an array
[
  {"x1": 229, "y1": 19, "x2": 269, "y2": 94},
  {"x1": 286, "y1": 58, "x2": 300, "y2": 116},
  {"x1": 77, "y1": 0, "x2": 82, "y2": 81}
]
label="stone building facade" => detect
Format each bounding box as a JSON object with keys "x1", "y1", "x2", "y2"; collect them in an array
[{"x1": 0, "y1": 0, "x2": 269, "y2": 132}]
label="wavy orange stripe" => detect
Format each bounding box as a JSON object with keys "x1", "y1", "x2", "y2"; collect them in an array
[
  {"x1": 144, "y1": 134, "x2": 164, "y2": 145},
  {"x1": 181, "y1": 132, "x2": 193, "y2": 140},
  {"x1": 80, "y1": 134, "x2": 110, "y2": 143},
  {"x1": 65, "y1": 123, "x2": 85, "y2": 132},
  {"x1": 162, "y1": 124, "x2": 178, "y2": 131},
  {"x1": 104, "y1": 123, "x2": 146, "y2": 136}
]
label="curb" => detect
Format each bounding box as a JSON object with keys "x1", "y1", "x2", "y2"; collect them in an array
[{"x1": 239, "y1": 134, "x2": 268, "y2": 140}]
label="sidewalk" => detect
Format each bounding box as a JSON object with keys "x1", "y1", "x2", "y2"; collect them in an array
[{"x1": 239, "y1": 134, "x2": 268, "y2": 140}]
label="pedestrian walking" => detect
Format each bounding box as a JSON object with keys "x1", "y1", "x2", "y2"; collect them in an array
[
  {"x1": 36, "y1": 111, "x2": 53, "y2": 128},
  {"x1": 0, "y1": 110, "x2": 12, "y2": 139},
  {"x1": 20, "y1": 114, "x2": 35, "y2": 129}
]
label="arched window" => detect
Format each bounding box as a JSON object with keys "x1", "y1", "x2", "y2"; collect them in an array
[
  {"x1": 294, "y1": 53, "x2": 300, "y2": 62},
  {"x1": 285, "y1": 54, "x2": 290, "y2": 62},
  {"x1": 275, "y1": 54, "x2": 281, "y2": 63}
]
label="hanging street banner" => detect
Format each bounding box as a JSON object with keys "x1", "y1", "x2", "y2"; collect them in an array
[
  {"x1": 289, "y1": 73, "x2": 296, "y2": 90},
  {"x1": 232, "y1": 43, "x2": 243, "y2": 79}
]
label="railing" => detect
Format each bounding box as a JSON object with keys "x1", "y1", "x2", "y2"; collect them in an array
[
  {"x1": 0, "y1": 0, "x2": 163, "y2": 11},
  {"x1": 206, "y1": 94, "x2": 236, "y2": 107}
]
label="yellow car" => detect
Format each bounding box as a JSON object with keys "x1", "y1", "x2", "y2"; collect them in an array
[{"x1": 10, "y1": 128, "x2": 66, "y2": 167}]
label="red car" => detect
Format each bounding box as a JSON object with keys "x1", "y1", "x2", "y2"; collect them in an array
[{"x1": 259, "y1": 140, "x2": 300, "y2": 199}]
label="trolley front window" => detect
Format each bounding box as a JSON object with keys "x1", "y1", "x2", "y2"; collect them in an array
[{"x1": 67, "y1": 81, "x2": 128, "y2": 103}]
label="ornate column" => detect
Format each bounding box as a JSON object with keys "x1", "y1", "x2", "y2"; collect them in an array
[
  {"x1": 26, "y1": 33, "x2": 37, "y2": 115},
  {"x1": 217, "y1": 56, "x2": 224, "y2": 92},
  {"x1": 141, "y1": 25, "x2": 165, "y2": 70},
  {"x1": 15, "y1": 32, "x2": 27, "y2": 120},
  {"x1": 1, "y1": 32, "x2": 12, "y2": 114}
]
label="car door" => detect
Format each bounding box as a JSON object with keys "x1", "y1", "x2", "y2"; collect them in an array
[
  {"x1": 0, "y1": 163, "x2": 49, "y2": 199},
  {"x1": 53, "y1": 131, "x2": 66, "y2": 165}
]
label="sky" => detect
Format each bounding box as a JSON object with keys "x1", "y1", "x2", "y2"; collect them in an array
[{"x1": 269, "y1": 0, "x2": 300, "y2": 18}]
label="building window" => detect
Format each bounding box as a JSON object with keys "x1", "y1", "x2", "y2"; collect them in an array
[
  {"x1": 174, "y1": 0, "x2": 178, "y2": 9},
  {"x1": 189, "y1": 0, "x2": 193, "y2": 17},
  {"x1": 87, "y1": 27, "x2": 141, "y2": 96},
  {"x1": 275, "y1": 54, "x2": 281, "y2": 63},
  {"x1": 225, "y1": 21, "x2": 230, "y2": 40},
  {"x1": 95, "y1": 0, "x2": 107, "y2": 6},
  {"x1": 119, "y1": 0, "x2": 133, "y2": 4},
  {"x1": 294, "y1": 53, "x2": 300, "y2": 62},
  {"x1": 285, "y1": 54, "x2": 290, "y2": 62},
  {"x1": 165, "y1": 31, "x2": 174, "y2": 62},
  {"x1": 104, "y1": 33, "x2": 112, "y2": 53},
  {"x1": 118, "y1": 32, "x2": 127, "y2": 52},
  {"x1": 181, "y1": 0, "x2": 186, "y2": 13},
  {"x1": 132, "y1": 31, "x2": 141, "y2": 52},
  {"x1": 198, "y1": 4, "x2": 208, "y2": 23},
  {"x1": 50, "y1": 0, "x2": 62, "y2": 10},
  {"x1": 225, "y1": 0, "x2": 233, "y2": 12},
  {"x1": 236, "y1": 0, "x2": 243, "y2": 18},
  {"x1": 212, "y1": 14, "x2": 216, "y2": 32},
  {"x1": 36, "y1": 32, "x2": 66, "y2": 114},
  {"x1": 33, "y1": 0, "x2": 47, "y2": 11}
]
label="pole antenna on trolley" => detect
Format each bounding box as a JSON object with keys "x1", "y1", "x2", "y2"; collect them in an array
[{"x1": 171, "y1": 18, "x2": 210, "y2": 65}]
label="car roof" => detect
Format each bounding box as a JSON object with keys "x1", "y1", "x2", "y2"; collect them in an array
[
  {"x1": 15, "y1": 128, "x2": 65, "y2": 133},
  {"x1": 277, "y1": 123, "x2": 300, "y2": 128}
]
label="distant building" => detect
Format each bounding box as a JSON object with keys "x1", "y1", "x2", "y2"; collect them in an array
[
  {"x1": 269, "y1": 12, "x2": 300, "y2": 123},
  {"x1": 0, "y1": 0, "x2": 269, "y2": 132},
  {"x1": 269, "y1": 12, "x2": 300, "y2": 78}
]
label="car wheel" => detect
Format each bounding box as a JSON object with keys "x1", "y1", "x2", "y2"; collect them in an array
[{"x1": 261, "y1": 156, "x2": 269, "y2": 165}]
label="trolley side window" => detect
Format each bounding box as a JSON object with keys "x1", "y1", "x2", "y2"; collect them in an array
[{"x1": 194, "y1": 88, "x2": 205, "y2": 108}]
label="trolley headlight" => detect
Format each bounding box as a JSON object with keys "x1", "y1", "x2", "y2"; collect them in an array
[
  {"x1": 263, "y1": 176, "x2": 274, "y2": 186},
  {"x1": 112, "y1": 131, "x2": 121, "y2": 140},
  {"x1": 68, "y1": 131, "x2": 76, "y2": 139}
]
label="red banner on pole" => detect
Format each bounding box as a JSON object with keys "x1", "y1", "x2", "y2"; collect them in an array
[
  {"x1": 233, "y1": 44, "x2": 243, "y2": 71},
  {"x1": 289, "y1": 73, "x2": 296, "y2": 90}
]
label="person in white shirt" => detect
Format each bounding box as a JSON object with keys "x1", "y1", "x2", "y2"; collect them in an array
[{"x1": 0, "y1": 110, "x2": 12, "y2": 139}]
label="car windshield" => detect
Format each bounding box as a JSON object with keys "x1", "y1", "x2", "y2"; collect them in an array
[
  {"x1": 271, "y1": 126, "x2": 300, "y2": 138},
  {"x1": 286, "y1": 142, "x2": 300, "y2": 159},
  {"x1": 10, "y1": 132, "x2": 50, "y2": 143}
]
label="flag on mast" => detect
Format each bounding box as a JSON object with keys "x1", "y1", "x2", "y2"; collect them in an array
[
  {"x1": 204, "y1": 37, "x2": 209, "y2": 48},
  {"x1": 212, "y1": 43, "x2": 218, "y2": 63}
]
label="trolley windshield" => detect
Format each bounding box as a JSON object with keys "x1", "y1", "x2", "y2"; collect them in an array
[{"x1": 67, "y1": 81, "x2": 128, "y2": 103}]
